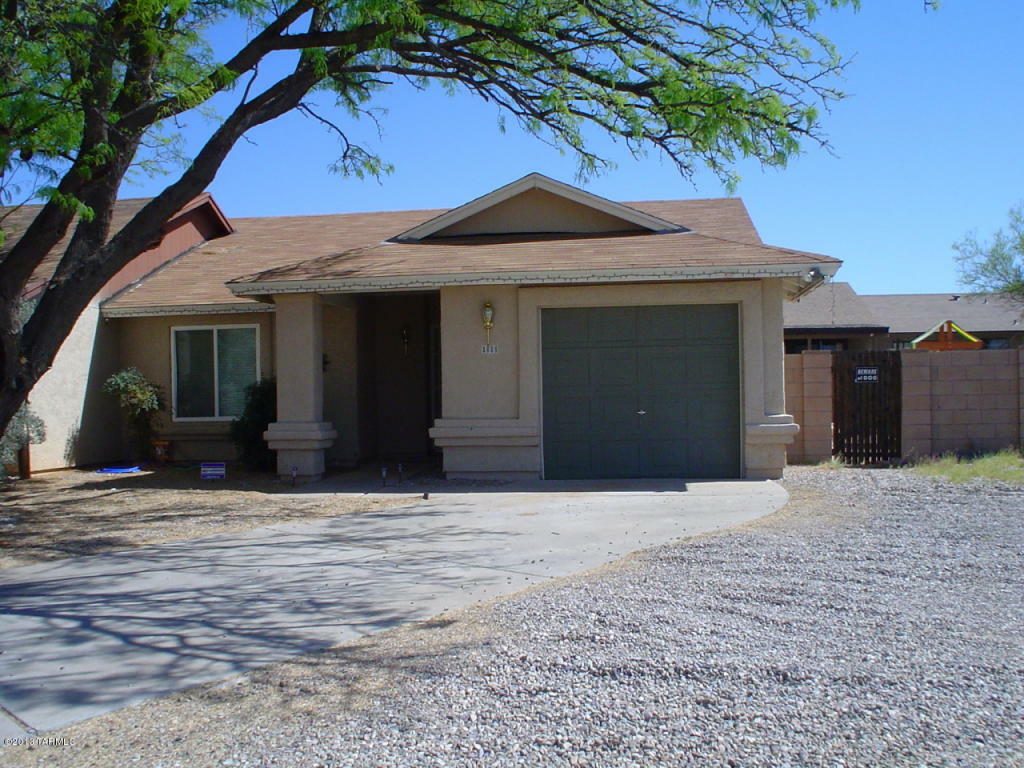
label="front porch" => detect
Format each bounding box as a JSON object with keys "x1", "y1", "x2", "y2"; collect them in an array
[{"x1": 265, "y1": 291, "x2": 441, "y2": 481}]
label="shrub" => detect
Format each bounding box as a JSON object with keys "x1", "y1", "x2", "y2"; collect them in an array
[
  {"x1": 103, "y1": 367, "x2": 164, "y2": 459},
  {"x1": 0, "y1": 404, "x2": 46, "y2": 472},
  {"x1": 230, "y1": 378, "x2": 277, "y2": 471}
]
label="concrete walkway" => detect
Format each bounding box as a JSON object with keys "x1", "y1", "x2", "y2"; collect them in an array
[{"x1": 0, "y1": 479, "x2": 786, "y2": 738}]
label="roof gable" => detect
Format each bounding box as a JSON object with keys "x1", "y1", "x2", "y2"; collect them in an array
[
  {"x1": 4, "y1": 193, "x2": 233, "y2": 300},
  {"x1": 394, "y1": 173, "x2": 682, "y2": 241}
]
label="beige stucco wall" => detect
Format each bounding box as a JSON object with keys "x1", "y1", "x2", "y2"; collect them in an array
[
  {"x1": 116, "y1": 311, "x2": 275, "y2": 461},
  {"x1": 430, "y1": 279, "x2": 796, "y2": 479},
  {"x1": 436, "y1": 188, "x2": 643, "y2": 236},
  {"x1": 440, "y1": 285, "x2": 519, "y2": 419},
  {"x1": 25, "y1": 301, "x2": 122, "y2": 469}
]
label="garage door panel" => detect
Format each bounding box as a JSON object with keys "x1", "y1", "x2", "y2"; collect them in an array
[
  {"x1": 544, "y1": 348, "x2": 591, "y2": 389},
  {"x1": 689, "y1": 439, "x2": 736, "y2": 477},
  {"x1": 642, "y1": 396, "x2": 690, "y2": 436},
  {"x1": 547, "y1": 394, "x2": 592, "y2": 437},
  {"x1": 592, "y1": 394, "x2": 641, "y2": 437},
  {"x1": 689, "y1": 394, "x2": 739, "y2": 427},
  {"x1": 694, "y1": 304, "x2": 739, "y2": 339},
  {"x1": 639, "y1": 305, "x2": 703, "y2": 342},
  {"x1": 589, "y1": 307, "x2": 637, "y2": 344},
  {"x1": 545, "y1": 440, "x2": 593, "y2": 478},
  {"x1": 542, "y1": 304, "x2": 739, "y2": 479},
  {"x1": 544, "y1": 310, "x2": 590, "y2": 347},
  {"x1": 594, "y1": 440, "x2": 641, "y2": 477},
  {"x1": 591, "y1": 347, "x2": 637, "y2": 388},
  {"x1": 637, "y1": 347, "x2": 687, "y2": 385},
  {"x1": 685, "y1": 351, "x2": 738, "y2": 386},
  {"x1": 642, "y1": 439, "x2": 690, "y2": 476}
]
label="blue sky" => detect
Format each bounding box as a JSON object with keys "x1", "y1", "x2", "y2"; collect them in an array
[{"x1": 124, "y1": 2, "x2": 1024, "y2": 295}]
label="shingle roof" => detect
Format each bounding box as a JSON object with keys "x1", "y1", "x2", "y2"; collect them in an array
[
  {"x1": 860, "y1": 292, "x2": 1024, "y2": 334},
  {"x1": 3, "y1": 197, "x2": 151, "y2": 296},
  {"x1": 784, "y1": 282, "x2": 887, "y2": 330},
  {"x1": 782, "y1": 282, "x2": 1024, "y2": 334},
  {"x1": 2, "y1": 194, "x2": 229, "y2": 298},
  {"x1": 228, "y1": 230, "x2": 835, "y2": 293},
  {"x1": 104, "y1": 198, "x2": 790, "y2": 311}
]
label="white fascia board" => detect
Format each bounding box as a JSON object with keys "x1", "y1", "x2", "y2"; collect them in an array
[
  {"x1": 102, "y1": 302, "x2": 276, "y2": 318},
  {"x1": 393, "y1": 172, "x2": 683, "y2": 241},
  {"x1": 228, "y1": 261, "x2": 841, "y2": 297}
]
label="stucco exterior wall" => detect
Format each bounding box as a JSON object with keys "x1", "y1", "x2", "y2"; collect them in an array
[
  {"x1": 440, "y1": 285, "x2": 519, "y2": 419},
  {"x1": 25, "y1": 301, "x2": 122, "y2": 469},
  {"x1": 116, "y1": 311, "x2": 275, "y2": 461},
  {"x1": 430, "y1": 279, "x2": 797, "y2": 479},
  {"x1": 19, "y1": 202, "x2": 227, "y2": 471},
  {"x1": 435, "y1": 188, "x2": 643, "y2": 237}
]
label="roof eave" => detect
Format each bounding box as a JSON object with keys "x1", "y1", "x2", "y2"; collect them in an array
[
  {"x1": 228, "y1": 261, "x2": 842, "y2": 298},
  {"x1": 103, "y1": 301, "x2": 274, "y2": 318}
]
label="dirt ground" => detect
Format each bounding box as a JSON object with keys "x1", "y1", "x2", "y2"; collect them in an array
[{"x1": 0, "y1": 465, "x2": 417, "y2": 569}]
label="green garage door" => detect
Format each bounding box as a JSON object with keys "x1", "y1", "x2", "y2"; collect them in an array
[{"x1": 542, "y1": 304, "x2": 740, "y2": 479}]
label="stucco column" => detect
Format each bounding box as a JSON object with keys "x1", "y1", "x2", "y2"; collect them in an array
[
  {"x1": 745, "y1": 279, "x2": 799, "y2": 479},
  {"x1": 264, "y1": 293, "x2": 336, "y2": 480}
]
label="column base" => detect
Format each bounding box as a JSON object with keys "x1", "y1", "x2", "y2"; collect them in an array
[
  {"x1": 745, "y1": 420, "x2": 800, "y2": 480},
  {"x1": 264, "y1": 421, "x2": 337, "y2": 481}
]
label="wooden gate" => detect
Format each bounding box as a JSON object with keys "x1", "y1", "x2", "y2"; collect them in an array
[{"x1": 832, "y1": 351, "x2": 902, "y2": 464}]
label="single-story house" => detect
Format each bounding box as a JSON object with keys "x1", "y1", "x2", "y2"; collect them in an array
[
  {"x1": 784, "y1": 281, "x2": 1024, "y2": 352},
  {"x1": 14, "y1": 173, "x2": 841, "y2": 480}
]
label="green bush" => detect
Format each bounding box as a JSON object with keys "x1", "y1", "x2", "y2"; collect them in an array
[
  {"x1": 103, "y1": 367, "x2": 164, "y2": 459},
  {"x1": 231, "y1": 378, "x2": 277, "y2": 471},
  {"x1": 0, "y1": 404, "x2": 46, "y2": 469}
]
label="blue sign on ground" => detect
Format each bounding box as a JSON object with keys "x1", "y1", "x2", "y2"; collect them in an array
[{"x1": 200, "y1": 462, "x2": 226, "y2": 480}]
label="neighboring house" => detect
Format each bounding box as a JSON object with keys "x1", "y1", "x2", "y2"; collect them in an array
[
  {"x1": 5, "y1": 195, "x2": 233, "y2": 471},
  {"x1": 860, "y1": 292, "x2": 1024, "y2": 349},
  {"x1": 13, "y1": 173, "x2": 842, "y2": 480},
  {"x1": 784, "y1": 282, "x2": 1024, "y2": 352},
  {"x1": 783, "y1": 281, "x2": 889, "y2": 352}
]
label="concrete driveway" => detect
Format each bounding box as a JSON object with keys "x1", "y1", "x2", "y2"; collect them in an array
[{"x1": 0, "y1": 479, "x2": 786, "y2": 738}]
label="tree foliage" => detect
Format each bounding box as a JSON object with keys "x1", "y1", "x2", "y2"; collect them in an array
[
  {"x1": 0, "y1": 0, "x2": 857, "y2": 439},
  {"x1": 954, "y1": 203, "x2": 1024, "y2": 307}
]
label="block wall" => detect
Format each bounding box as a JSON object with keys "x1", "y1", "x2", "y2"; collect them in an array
[
  {"x1": 901, "y1": 349, "x2": 1021, "y2": 458},
  {"x1": 784, "y1": 351, "x2": 833, "y2": 463},
  {"x1": 785, "y1": 350, "x2": 1022, "y2": 464}
]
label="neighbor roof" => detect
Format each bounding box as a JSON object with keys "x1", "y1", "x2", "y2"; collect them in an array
[
  {"x1": 2, "y1": 193, "x2": 231, "y2": 298},
  {"x1": 103, "y1": 198, "x2": 787, "y2": 314},
  {"x1": 784, "y1": 282, "x2": 888, "y2": 332},
  {"x1": 860, "y1": 292, "x2": 1023, "y2": 334}
]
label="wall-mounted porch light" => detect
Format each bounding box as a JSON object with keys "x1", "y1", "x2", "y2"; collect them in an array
[{"x1": 482, "y1": 302, "x2": 495, "y2": 344}]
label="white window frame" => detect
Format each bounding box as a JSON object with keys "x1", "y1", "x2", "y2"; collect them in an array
[{"x1": 170, "y1": 324, "x2": 261, "y2": 422}]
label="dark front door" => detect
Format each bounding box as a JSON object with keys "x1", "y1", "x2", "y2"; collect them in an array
[
  {"x1": 541, "y1": 304, "x2": 741, "y2": 479},
  {"x1": 831, "y1": 351, "x2": 902, "y2": 463}
]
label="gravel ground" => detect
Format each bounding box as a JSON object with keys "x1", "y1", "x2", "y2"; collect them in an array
[{"x1": 4, "y1": 466, "x2": 1022, "y2": 767}]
